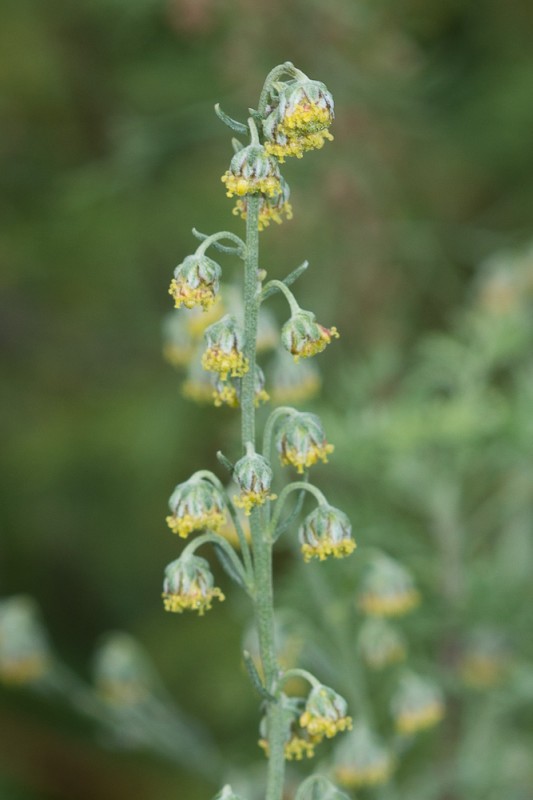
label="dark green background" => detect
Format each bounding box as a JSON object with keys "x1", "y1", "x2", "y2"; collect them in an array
[{"x1": 2, "y1": 0, "x2": 533, "y2": 797}]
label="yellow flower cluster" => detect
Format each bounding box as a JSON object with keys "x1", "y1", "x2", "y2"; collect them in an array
[
  {"x1": 299, "y1": 709, "x2": 352, "y2": 740},
  {"x1": 301, "y1": 537, "x2": 356, "y2": 563},
  {"x1": 162, "y1": 586, "x2": 225, "y2": 616},
  {"x1": 201, "y1": 346, "x2": 249, "y2": 381},
  {"x1": 233, "y1": 488, "x2": 277, "y2": 516},
  {"x1": 335, "y1": 758, "x2": 393, "y2": 790},
  {"x1": 395, "y1": 700, "x2": 445, "y2": 735},
  {"x1": 168, "y1": 278, "x2": 217, "y2": 311},
  {"x1": 280, "y1": 441, "x2": 334, "y2": 474},
  {"x1": 165, "y1": 509, "x2": 225, "y2": 538},
  {"x1": 292, "y1": 326, "x2": 339, "y2": 362},
  {"x1": 221, "y1": 173, "x2": 281, "y2": 198},
  {"x1": 359, "y1": 588, "x2": 420, "y2": 618},
  {"x1": 265, "y1": 104, "x2": 334, "y2": 162},
  {"x1": 233, "y1": 198, "x2": 293, "y2": 231},
  {"x1": 259, "y1": 734, "x2": 316, "y2": 761}
]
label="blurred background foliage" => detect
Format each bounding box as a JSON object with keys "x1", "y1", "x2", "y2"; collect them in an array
[{"x1": 1, "y1": 0, "x2": 533, "y2": 797}]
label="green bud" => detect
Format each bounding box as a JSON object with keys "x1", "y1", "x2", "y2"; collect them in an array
[
  {"x1": 163, "y1": 554, "x2": 225, "y2": 615},
  {"x1": 334, "y1": 720, "x2": 393, "y2": 789},
  {"x1": 276, "y1": 411, "x2": 334, "y2": 474},
  {"x1": 0, "y1": 596, "x2": 50, "y2": 685},
  {"x1": 202, "y1": 314, "x2": 248, "y2": 380},
  {"x1": 358, "y1": 555, "x2": 420, "y2": 617},
  {"x1": 300, "y1": 684, "x2": 351, "y2": 740},
  {"x1": 93, "y1": 632, "x2": 157, "y2": 705},
  {"x1": 166, "y1": 474, "x2": 226, "y2": 537},
  {"x1": 299, "y1": 505, "x2": 355, "y2": 562},
  {"x1": 169, "y1": 253, "x2": 222, "y2": 311},
  {"x1": 281, "y1": 309, "x2": 339, "y2": 362},
  {"x1": 358, "y1": 617, "x2": 407, "y2": 669},
  {"x1": 233, "y1": 451, "x2": 276, "y2": 515},
  {"x1": 392, "y1": 672, "x2": 444, "y2": 735},
  {"x1": 221, "y1": 144, "x2": 282, "y2": 198}
]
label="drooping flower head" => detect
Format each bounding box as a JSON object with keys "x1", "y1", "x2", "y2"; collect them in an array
[
  {"x1": 162, "y1": 555, "x2": 225, "y2": 615},
  {"x1": 281, "y1": 309, "x2": 339, "y2": 362},
  {"x1": 299, "y1": 505, "x2": 355, "y2": 562},
  {"x1": 299, "y1": 684, "x2": 352, "y2": 741},
  {"x1": 201, "y1": 314, "x2": 249, "y2": 380},
  {"x1": 168, "y1": 253, "x2": 221, "y2": 311},
  {"x1": 358, "y1": 555, "x2": 420, "y2": 617},
  {"x1": 276, "y1": 411, "x2": 334, "y2": 474},
  {"x1": 263, "y1": 77, "x2": 334, "y2": 162},
  {"x1": 162, "y1": 312, "x2": 195, "y2": 368},
  {"x1": 259, "y1": 696, "x2": 318, "y2": 761},
  {"x1": 0, "y1": 596, "x2": 50, "y2": 686},
  {"x1": 165, "y1": 474, "x2": 226, "y2": 537},
  {"x1": 233, "y1": 451, "x2": 276, "y2": 515},
  {"x1": 212, "y1": 366, "x2": 269, "y2": 409},
  {"x1": 391, "y1": 672, "x2": 445, "y2": 735},
  {"x1": 333, "y1": 721, "x2": 394, "y2": 789},
  {"x1": 269, "y1": 348, "x2": 321, "y2": 405},
  {"x1": 233, "y1": 177, "x2": 293, "y2": 231},
  {"x1": 221, "y1": 143, "x2": 282, "y2": 198},
  {"x1": 358, "y1": 618, "x2": 407, "y2": 670},
  {"x1": 93, "y1": 633, "x2": 156, "y2": 706},
  {"x1": 459, "y1": 628, "x2": 511, "y2": 689}
]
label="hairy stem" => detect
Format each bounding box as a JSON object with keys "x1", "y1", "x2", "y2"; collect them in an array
[{"x1": 241, "y1": 194, "x2": 285, "y2": 800}]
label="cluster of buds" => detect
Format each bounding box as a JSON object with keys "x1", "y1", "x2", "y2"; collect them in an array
[
  {"x1": 333, "y1": 721, "x2": 394, "y2": 790},
  {"x1": 276, "y1": 412, "x2": 334, "y2": 473},
  {"x1": 282, "y1": 310, "x2": 339, "y2": 362},
  {"x1": 358, "y1": 555, "x2": 420, "y2": 617},
  {"x1": 298, "y1": 505, "x2": 355, "y2": 562},
  {"x1": 232, "y1": 450, "x2": 277, "y2": 515},
  {"x1": 168, "y1": 253, "x2": 221, "y2": 311},
  {"x1": 262, "y1": 77, "x2": 335, "y2": 162},
  {"x1": 165, "y1": 474, "x2": 226, "y2": 537},
  {"x1": 162, "y1": 554, "x2": 225, "y2": 615},
  {"x1": 201, "y1": 314, "x2": 248, "y2": 381},
  {"x1": 391, "y1": 672, "x2": 444, "y2": 735}
]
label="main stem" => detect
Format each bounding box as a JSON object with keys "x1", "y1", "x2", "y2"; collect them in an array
[{"x1": 241, "y1": 195, "x2": 285, "y2": 800}]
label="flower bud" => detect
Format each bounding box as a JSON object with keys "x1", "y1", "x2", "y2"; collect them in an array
[
  {"x1": 168, "y1": 253, "x2": 221, "y2": 311},
  {"x1": 259, "y1": 696, "x2": 317, "y2": 761},
  {"x1": 93, "y1": 632, "x2": 156, "y2": 705},
  {"x1": 201, "y1": 314, "x2": 248, "y2": 380},
  {"x1": 358, "y1": 556, "x2": 420, "y2": 617},
  {"x1": 281, "y1": 310, "x2": 339, "y2": 362},
  {"x1": 233, "y1": 177, "x2": 293, "y2": 231},
  {"x1": 162, "y1": 312, "x2": 195, "y2": 368},
  {"x1": 221, "y1": 144, "x2": 281, "y2": 198},
  {"x1": 276, "y1": 412, "x2": 334, "y2": 474},
  {"x1": 270, "y1": 349, "x2": 321, "y2": 405},
  {"x1": 391, "y1": 672, "x2": 444, "y2": 735},
  {"x1": 0, "y1": 596, "x2": 50, "y2": 685},
  {"x1": 233, "y1": 451, "x2": 276, "y2": 515},
  {"x1": 299, "y1": 505, "x2": 355, "y2": 562},
  {"x1": 263, "y1": 77, "x2": 334, "y2": 162},
  {"x1": 459, "y1": 628, "x2": 510, "y2": 689},
  {"x1": 213, "y1": 366, "x2": 269, "y2": 409},
  {"x1": 358, "y1": 618, "x2": 406, "y2": 670},
  {"x1": 299, "y1": 684, "x2": 352, "y2": 740},
  {"x1": 333, "y1": 721, "x2": 393, "y2": 789},
  {"x1": 162, "y1": 555, "x2": 225, "y2": 615},
  {"x1": 165, "y1": 475, "x2": 226, "y2": 537}
]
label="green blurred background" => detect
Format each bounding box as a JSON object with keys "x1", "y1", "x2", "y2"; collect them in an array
[{"x1": 2, "y1": 0, "x2": 533, "y2": 797}]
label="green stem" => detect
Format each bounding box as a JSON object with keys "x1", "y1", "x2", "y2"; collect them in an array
[
  {"x1": 182, "y1": 532, "x2": 250, "y2": 592},
  {"x1": 196, "y1": 230, "x2": 245, "y2": 257},
  {"x1": 258, "y1": 62, "x2": 304, "y2": 114},
  {"x1": 262, "y1": 406, "x2": 296, "y2": 464},
  {"x1": 270, "y1": 481, "x2": 327, "y2": 535},
  {"x1": 241, "y1": 193, "x2": 285, "y2": 800},
  {"x1": 261, "y1": 279, "x2": 301, "y2": 315}
]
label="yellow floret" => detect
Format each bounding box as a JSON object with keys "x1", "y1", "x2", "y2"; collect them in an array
[
  {"x1": 165, "y1": 510, "x2": 225, "y2": 538},
  {"x1": 301, "y1": 537, "x2": 356, "y2": 563},
  {"x1": 281, "y1": 442, "x2": 334, "y2": 474},
  {"x1": 162, "y1": 587, "x2": 225, "y2": 616},
  {"x1": 359, "y1": 589, "x2": 420, "y2": 618},
  {"x1": 201, "y1": 347, "x2": 249, "y2": 381}
]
